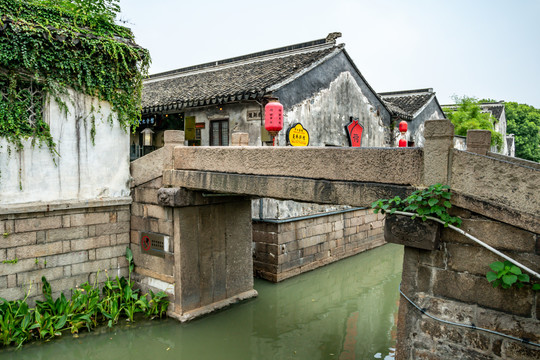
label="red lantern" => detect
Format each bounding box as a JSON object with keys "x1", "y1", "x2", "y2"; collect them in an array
[
  {"x1": 265, "y1": 100, "x2": 283, "y2": 136},
  {"x1": 398, "y1": 120, "x2": 408, "y2": 133},
  {"x1": 399, "y1": 138, "x2": 407, "y2": 148}
]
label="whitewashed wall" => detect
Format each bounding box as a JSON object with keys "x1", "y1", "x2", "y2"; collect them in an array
[
  {"x1": 0, "y1": 89, "x2": 130, "y2": 205},
  {"x1": 278, "y1": 71, "x2": 387, "y2": 147}
]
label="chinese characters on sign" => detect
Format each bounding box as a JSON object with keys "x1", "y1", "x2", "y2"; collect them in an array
[
  {"x1": 286, "y1": 123, "x2": 310, "y2": 146},
  {"x1": 345, "y1": 117, "x2": 363, "y2": 147}
]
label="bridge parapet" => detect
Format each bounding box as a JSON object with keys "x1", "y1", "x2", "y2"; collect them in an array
[
  {"x1": 450, "y1": 149, "x2": 540, "y2": 234},
  {"x1": 172, "y1": 146, "x2": 424, "y2": 185}
]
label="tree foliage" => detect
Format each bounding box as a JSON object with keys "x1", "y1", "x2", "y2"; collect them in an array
[
  {"x1": 505, "y1": 102, "x2": 540, "y2": 162},
  {"x1": 444, "y1": 96, "x2": 503, "y2": 151},
  {"x1": 0, "y1": 0, "x2": 150, "y2": 152}
]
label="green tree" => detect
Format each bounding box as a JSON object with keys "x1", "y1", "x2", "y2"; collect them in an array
[
  {"x1": 444, "y1": 96, "x2": 503, "y2": 151},
  {"x1": 505, "y1": 102, "x2": 540, "y2": 162}
]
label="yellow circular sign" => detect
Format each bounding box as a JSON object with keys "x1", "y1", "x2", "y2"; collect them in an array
[{"x1": 287, "y1": 123, "x2": 309, "y2": 146}]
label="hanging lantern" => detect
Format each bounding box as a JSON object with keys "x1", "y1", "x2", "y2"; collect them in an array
[
  {"x1": 141, "y1": 127, "x2": 154, "y2": 146},
  {"x1": 398, "y1": 138, "x2": 407, "y2": 148},
  {"x1": 398, "y1": 120, "x2": 408, "y2": 134},
  {"x1": 264, "y1": 99, "x2": 283, "y2": 137}
]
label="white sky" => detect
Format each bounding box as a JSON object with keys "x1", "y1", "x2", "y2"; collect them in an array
[{"x1": 119, "y1": 0, "x2": 540, "y2": 108}]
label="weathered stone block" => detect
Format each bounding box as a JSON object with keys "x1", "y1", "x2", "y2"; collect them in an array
[
  {"x1": 47, "y1": 226, "x2": 89, "y2": 242},
  {"x1": 145, "y1": 204, "x2": 168, "y2": 219},
  {"x1": 116, "y1": 232, "x2": 130, "y2": 245},
  {"x1": 0, "y1": 287, "x2": 26, "y2": 302},
  {"x1": 17, "y1": 267, "x2": 64, "y2": 286},
  {"x1": 164, "y1": 130, "x2": 185, "y2": 145},
  {"x1": 135, "y1": 187, "x2": 159, "y2": 205},
  {"x1": 16, "y1": 242, "x2": 63, "y2": 259},
  {"x1": 446, "y1": 243, "x2": 499, "y2": 276},
  {"x1": 95, "y1": 221, "x2": 129, "y2": 236},
  {"x1": 253, "y1": 260, "x2": 278, "y2": 274},
  {"x1": 385, "y1": 215, "x2": 440, "y2": 250},
  {"x1": 71, "y1": 259, "x2": 112, "y2": 275},
  {"x1": 96, "y1": 245, "x2": 127, "y2": 260},
  {"x1": 278, "y1": 230, "x2": 296, "y2": 244},
  {"x1": 441, "y1": 218, "x2": 536, "y2": 253},
  {"x1": 44, "y1": 251, "x2": 88, "y2": 268},
  {"x1": 433, "y1": 269, "x2": 533, "y2": 316},
  {"x1": 0, "y1": 232, "x2": 36, "y2": 248},
  {"x1": 7, "y1": 274, "x2": 16, "y2": 288},
  {"x1": 71, "y1": 235, "x2": 110, "y2": 251},
  {"x1": 252, "y1": 221, "x2": 278, "y2": 233},
  {"x1": 49, "y1": 274, "x2": 89, "y2": 294},
  {"x1": 158, "y1": 219, "x2": 173, "y2": 235},
  {"x1": 253, "y1": 230, "x2": 278, "y2": 244},
  {"x1": 15, "y1": 216, "x2": 62, "y2": 233},
  {"x1": 418, "y1": 249, "x2": 445, "y2": 269},
  {"x1": 466, "y1": 129, "x2": 491, "y2": 155},
  {"x1": 70, "y1": 212, "x2": 110, "y2": 226},
  {"x1": 503, "y1": 342, "x2": 540, "y2": 360},
  {"x1": 253, "y1": 251, "x2": 278, "y2": 265}
]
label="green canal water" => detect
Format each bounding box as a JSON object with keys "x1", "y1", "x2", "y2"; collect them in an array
[{"x1": 2, "y1": 244, "x2": 403, "y2": 360}]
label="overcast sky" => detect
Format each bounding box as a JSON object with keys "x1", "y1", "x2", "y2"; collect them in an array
[{"x1": 119, "y1": 0, "x2": 540, "y2": 108}]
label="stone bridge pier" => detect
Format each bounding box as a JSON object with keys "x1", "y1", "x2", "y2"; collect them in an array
[{"x1": 130, "y1": 131, "x2": 256, "y2": 321}]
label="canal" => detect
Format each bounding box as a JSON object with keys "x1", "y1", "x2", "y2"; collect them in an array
[{"x1": 2, "y1": 244, "x2": 403, "y2": 360}]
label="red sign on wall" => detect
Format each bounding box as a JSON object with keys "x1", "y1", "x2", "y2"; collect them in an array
[{"x1": 345, "y1": 117, "x2": 363, "y2": 147}]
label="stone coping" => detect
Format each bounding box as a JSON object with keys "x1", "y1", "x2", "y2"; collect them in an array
[
  {"x1": 0, "y1": 197, "x2": 132, "y2": 215},
  {"x1": 173, "y1": 146, "x2": 424, "y2": 186}
]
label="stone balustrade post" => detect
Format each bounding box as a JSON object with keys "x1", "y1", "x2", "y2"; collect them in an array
[
  {"x1": 422, "y1": 120, "x2": 454, "y2": 186},
  {"x1": 466, "y1": 129, "x2": 491, "y2": 155},
  {"x1": 164, "y1": 130, "x2": 185, "y2": 146}
]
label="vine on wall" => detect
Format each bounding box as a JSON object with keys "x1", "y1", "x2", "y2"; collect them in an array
[{"x1": 0, "y1": 0, "x2": 150, "y2": 153}]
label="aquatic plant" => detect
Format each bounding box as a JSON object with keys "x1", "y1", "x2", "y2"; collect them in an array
[{"x1": 0, "y1": 247, "x2": 169, "y2": 349}]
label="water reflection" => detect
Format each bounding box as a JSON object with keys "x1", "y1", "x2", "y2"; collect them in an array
[{"x1": 1, "y1": 244, "x2": 403, "y2": 360}]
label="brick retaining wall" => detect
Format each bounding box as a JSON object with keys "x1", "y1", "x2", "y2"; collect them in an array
[
  {"x1": 0, "y1": 203, "x2": 130, "y2": 304},
  {"x1": 253, "y1": 209, "x2": 386, "y2": 282}
]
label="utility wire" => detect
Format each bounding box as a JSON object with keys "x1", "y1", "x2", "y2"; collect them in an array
[
  {"x1": 399, "y1": 284, "x2": 540, "y2": 348},
  {"x1": 392, "y1": 210, "x2": 540, "y2": 280}
]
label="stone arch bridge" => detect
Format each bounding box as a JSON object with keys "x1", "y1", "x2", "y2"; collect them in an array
[{"x1": 131, "y1": 120, "x2": 539, "y2": 359}]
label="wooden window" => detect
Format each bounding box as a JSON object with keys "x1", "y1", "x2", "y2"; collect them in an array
[{"x1": 210, "y1": 120, "x2": 229, "y2": 146}]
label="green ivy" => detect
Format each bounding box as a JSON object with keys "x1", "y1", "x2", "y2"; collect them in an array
[
  {"x1": 486, "y1": 260, "x2": 540, "y2": 291},
  {"x1": 0, "y1": 0, "x2": 149, "y2": 153},
  {"x1": 371, "y1": 183, "x2": 462, "y2": 228}
]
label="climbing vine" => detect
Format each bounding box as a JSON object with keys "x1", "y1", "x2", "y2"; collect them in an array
[
  {"x1": 371, "y1": 183, "x2": 462, "y2": 227},
  {"x1": 0, "y1": 0, "x2": 150, "y2": 153}
]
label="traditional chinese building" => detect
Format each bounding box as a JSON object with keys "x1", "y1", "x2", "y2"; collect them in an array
[
  {"x1": 441, "y1": 101, "x2": 514, "y2": 156},
  {"x1": 379, "y1": 88, "x2": 446, "y2": 147},
  {"x1": 137, "y1": 33, "x2": 435, "y2": 282}
]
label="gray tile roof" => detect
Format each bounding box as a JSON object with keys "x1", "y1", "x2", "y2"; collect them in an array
[
  {"x1": 379, "y1": 88, "x2": 436, "y2": 119},
  {"x1": 142, "y1": 38, "x2": 341, "y2": 113}
]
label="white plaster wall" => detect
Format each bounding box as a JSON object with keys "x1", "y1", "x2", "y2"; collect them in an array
[
  {"x1": 260, "y1": 72, "x2": 385, "y2": 219},
  {"x1": 0, "y1": 89, "x2": 130, "y2": 205},
  {"x1": 278, "y1": 71, "x2": 387, "y2": 147}
]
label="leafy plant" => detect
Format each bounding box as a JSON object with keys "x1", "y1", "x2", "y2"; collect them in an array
[
  {"x1": 2, "y1": 258, "x2": 18, "y2": 264},
  {"x1": 371, "y1": 183, "x2": 462, "y2": 227},
  {"x1": 486, "y1": 260, "x2": 538, "y2": 290},
  {"x1": 0, "y1": 247, "x2": 169, "y2": 348},
  {"x1": 0, "y1": 0, "x2": 149, "y2": 156},
  {"x1": 443, "y1": 95, "x2": 503, "y2": 151}
]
